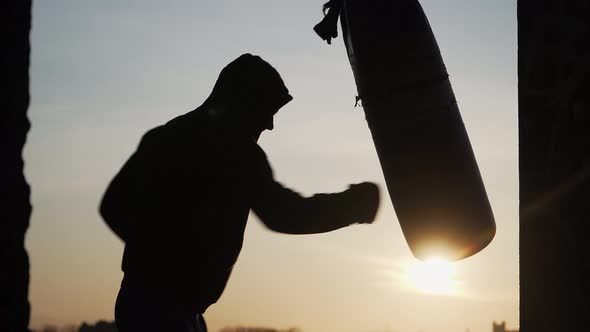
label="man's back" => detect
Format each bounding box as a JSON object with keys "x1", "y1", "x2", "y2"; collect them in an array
[{"x1": 101, "y1": 109, "x2": 264, "y2": 312}]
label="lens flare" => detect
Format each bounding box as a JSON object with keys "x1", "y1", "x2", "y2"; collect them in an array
[{"x1": 405, "y1": 257, "x2": 459, "y2": 295}]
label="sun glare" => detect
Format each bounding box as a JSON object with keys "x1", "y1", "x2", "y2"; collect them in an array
[{"x1": 405, "y1": 257, "x2": 459, "y2": 296}]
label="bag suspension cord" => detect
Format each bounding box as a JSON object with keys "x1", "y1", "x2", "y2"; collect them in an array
[{"x1": 313, "y1": 0, "x2": 344, "y2": 45}]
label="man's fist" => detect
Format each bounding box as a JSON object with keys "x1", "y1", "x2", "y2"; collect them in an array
[{"x1": 347, "y1": 182, "x2": 380, "y2": 224}]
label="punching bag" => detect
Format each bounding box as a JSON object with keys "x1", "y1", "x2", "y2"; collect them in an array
[{"x1": 315, "y1": 0, "x2": 495, "y2": 261}]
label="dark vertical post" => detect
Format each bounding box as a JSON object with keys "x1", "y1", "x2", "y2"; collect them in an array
[
  {"x1": 0, "y1": 1, "x2": 32, "y2": 331},
  {"x1": 519, "y1": 1, "x2": 590, "y2": 331}
]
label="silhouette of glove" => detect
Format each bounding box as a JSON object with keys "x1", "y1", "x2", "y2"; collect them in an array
[{"x1": 347, "y1": 182, "x2": 380, "y2": 224}]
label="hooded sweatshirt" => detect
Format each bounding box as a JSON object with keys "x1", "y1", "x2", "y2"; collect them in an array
[{"x1": 100, "y1": 54, "x2": 369, "y2": 314}]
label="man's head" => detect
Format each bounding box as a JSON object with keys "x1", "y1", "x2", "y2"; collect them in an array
[{"x1": 205, "y1": 54, "x2": 293, "y2": 140}]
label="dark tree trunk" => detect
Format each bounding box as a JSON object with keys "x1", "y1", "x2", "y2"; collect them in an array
[
  {"x1": 519, "y1": 1, "x2": 590, "y2": 331},
  {"x1": 0, "y1": 1, "x2": 32, "y2": 331}
]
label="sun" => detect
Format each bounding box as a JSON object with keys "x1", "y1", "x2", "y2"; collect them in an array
[{"x1": 404, "y1": 257, "x2": 459, "y2": 295}]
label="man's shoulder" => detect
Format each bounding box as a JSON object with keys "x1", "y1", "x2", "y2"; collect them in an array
[
  {"x1": 244, "y1": 141, "x2": 273, "y2": 178},
  {"x1": 250, "y1": 141, "x2": 269, "y2": 162},
  {"x1": 137, "y1": 110, "x2": 209, "y2": 147},
  {"x1": 232, "y1": 137, "x2": 268, "y2": 161}
]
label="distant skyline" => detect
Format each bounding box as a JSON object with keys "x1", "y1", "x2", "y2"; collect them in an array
[
  {"x1": 33, "y1": 319, "x2": 518, "y2": 332},
  {"x1": 26, "y1": 1, "x2": 518, "y2": 332}
]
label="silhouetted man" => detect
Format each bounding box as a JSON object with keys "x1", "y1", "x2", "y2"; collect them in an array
[{"x1": 99, "y1": 54, "x2": 380, "y2": 332}]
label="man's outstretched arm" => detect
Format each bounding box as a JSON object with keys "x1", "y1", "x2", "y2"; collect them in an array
[{"x1": 250, "y1": 150, "x2": 380, "y2": 234}]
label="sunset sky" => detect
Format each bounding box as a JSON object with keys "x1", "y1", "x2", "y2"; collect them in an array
[{"x1": 25, "y1": 1, "x2": 518, "y2": 332}]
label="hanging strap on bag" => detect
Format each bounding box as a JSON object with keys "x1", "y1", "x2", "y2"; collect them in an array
[{"x1": 313, "y1": 0, "x2": 344, "y2": 44}]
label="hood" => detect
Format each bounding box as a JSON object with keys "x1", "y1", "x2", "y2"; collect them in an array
[{"x1": 208, "y1": 53, "x2": 293, "y2": 114}]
